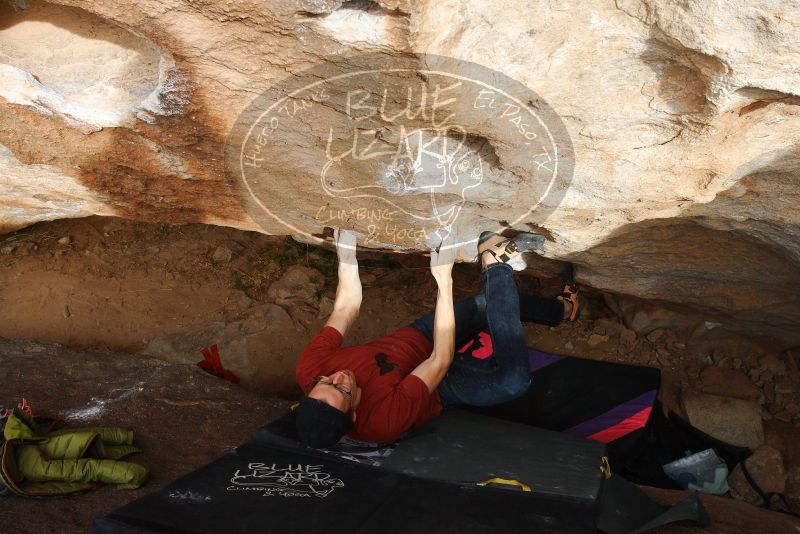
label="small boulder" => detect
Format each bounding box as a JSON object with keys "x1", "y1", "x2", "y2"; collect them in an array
[
  {"x1": 316, "y1": 296, "x2": 334, "y2": 319},
  {"x1": 267, "y1": 265, "x2": 324, "y2": 310},
  {"x1": 775, "y1": 377, "x2": 794, "y2": 395},
  {"x1": 646, "y1": 328, "x2": 665, "y2": 343},
  {"x1": 211, "y1": 245, "x2": 233, "y2": 263},
  {"x1": 786, "y1": 348, "x2": 800, "y2": 373},
  {"x1": 211, "y1": 240, "x2": 245, "y2": 264},
  {"x1": 788, "y1": 465, "x2": 800, "y2": 510},
  {"x1": 593, "y1": 318, "x2": 624, "y2": 337},
  {"x1": 759, "y1": 353, "x2": 786, "y2": 374},
  {"x1": 614, "y1": 298, "x2": 691, "y2": 335},
  {"x1": 699, "y1": 366, "x2": 761, "y2": 401},
  {"x1": 774, "y1": 410, "x2": 793, "y2": 423},
  {"x1": 682, "y1": 391, "x2": 764, "y2": 449},
  {"x1": 15, "y1": 241, "x2": 37, "y2": 255},
  {"x1": 360, "y1": 272, "x2": 377, "y2": 285},
  {"x1": 728, "y1": 445, "x2": 787, "y2": 507},
  {"x1": 57, "y1": 236, "x2": 71, "y2": 245},
  {"x1": 620, "y1": 327, "x2": 637, "y2": 346},
  {"x1": 587, "y1": 333, "x2": 609, "y2": 348},
  {"x1": 241, "y1": 304, "x2": 294, "y2": 335}
]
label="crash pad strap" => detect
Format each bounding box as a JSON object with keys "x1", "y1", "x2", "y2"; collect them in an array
[{"x1": 477, "y1": 478, "x2": 532, "y2": 492}]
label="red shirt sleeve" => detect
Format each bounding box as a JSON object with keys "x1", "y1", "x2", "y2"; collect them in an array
[
  {"x1": 295, "y1": 326, "x2": 344, "y2": 392},
  {"x1": 356, "y1": 374, "x2": 439, "y2": 443}
]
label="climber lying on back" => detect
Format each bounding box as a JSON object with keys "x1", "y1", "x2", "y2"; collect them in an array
[{"x1": 294, "y1": 228, "x2": 580, "y2": 447}]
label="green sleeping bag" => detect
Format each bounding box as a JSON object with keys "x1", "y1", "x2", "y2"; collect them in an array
[{"x1": 0, "y1": 409, "x2": 148, "y2": 497}]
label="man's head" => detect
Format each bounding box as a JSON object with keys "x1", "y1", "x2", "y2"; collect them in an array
[{"x1": 295, "y1": 370, "x2": 362, "y2": 449}]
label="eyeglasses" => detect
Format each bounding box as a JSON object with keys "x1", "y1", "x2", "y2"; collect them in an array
[{"x1": 312, "y1": 376, "x2": 352, "y2": 397}]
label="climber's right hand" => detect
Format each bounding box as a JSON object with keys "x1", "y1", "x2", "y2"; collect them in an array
[{"x1": 333, "y1": 228, "x2": 358, "y2": 265}]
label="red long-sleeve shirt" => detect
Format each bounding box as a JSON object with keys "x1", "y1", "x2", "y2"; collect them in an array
[{"x1": 296, "y1": 326, "x2": 442, "y2": 443}]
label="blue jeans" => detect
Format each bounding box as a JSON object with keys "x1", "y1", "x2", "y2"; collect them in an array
[{"x1": 409, "y1": 263, "x2": 564, "y2": 408}]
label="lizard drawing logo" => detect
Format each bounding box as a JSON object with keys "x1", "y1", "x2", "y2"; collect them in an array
[{"x1": 228, "y1": 463, "x2": 344, "y2": 498}]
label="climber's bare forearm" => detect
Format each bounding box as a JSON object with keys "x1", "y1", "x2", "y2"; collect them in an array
[
  {"x1": 324, "y1": 250, "x2": 362, "y2": 337},
  {"x1": 412, "y1": 271, "x2": 455, "y2": 393}
]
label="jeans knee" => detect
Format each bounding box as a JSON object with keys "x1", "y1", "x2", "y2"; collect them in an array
[
  {"x1": 497, "y1": 369, "x2": 531, "y2": 400},
  {"x1": 472, "y1": 294, "x2": 487, "y2": 314}
]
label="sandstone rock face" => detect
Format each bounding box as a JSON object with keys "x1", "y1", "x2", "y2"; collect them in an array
[{"x1": 1, "y1": 0, "x2": 799, "y2": 342}]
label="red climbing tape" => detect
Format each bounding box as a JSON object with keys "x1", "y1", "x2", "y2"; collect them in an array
[
  {"x1": 1, "y1": 398, "x2": 34, "y2": 419},
  {"x1": 197, "y1": 344, "x2": 239, "y2": 384}
]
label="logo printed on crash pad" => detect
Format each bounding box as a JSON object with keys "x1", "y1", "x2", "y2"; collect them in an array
[
  {"x1": 375, "y1": 353, "x2": 398, "y2": 375},
  {"x1": 227, "y1": 463, "x2": 344, "y2": 498}
]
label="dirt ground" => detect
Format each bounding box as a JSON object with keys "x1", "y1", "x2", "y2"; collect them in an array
[
  {"x1": 0, "y1": 338, "x2": 291, "y2": 534},
  {"x1": 2, "y1": 215, "x2": 800, "y2": 532}
]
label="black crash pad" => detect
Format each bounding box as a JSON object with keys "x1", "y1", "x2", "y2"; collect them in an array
[
  {"x1": 95, "y1": 410, "x2": 710, "y2": 534},
  {"x1": 254, "y1": 408, "x2": 609, "y2": 515},
  {"x1": 381, "y1": 409, "x2": 608, "y2": 509},
  {"x1": 92, "y1": 441, "x2": 596, "y2": 534}
]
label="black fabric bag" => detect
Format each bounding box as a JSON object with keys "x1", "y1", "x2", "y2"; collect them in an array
[{"x1": 615, "y1": 401, "x2": 751, "y2": 488}]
